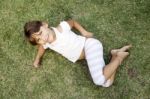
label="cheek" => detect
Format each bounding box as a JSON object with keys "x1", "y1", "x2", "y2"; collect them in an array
[
  {"x1": 41, "y1": 34, "x2": 46, "y2": 38},
  {"x1": 37, "y1": 34, "x2": 45, "y2": 41},
  {"x1": 41, "y1": 33, "x2": 48, "y2": 40}
]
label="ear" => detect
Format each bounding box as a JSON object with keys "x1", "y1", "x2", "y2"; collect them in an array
[{"x1": 42, "y1": 22, "x2": 48, "y2": 28}]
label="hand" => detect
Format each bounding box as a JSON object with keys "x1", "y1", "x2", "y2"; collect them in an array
[
  {"x1": 33, "y1": 60, "x2": 40, "y2": 68},
  {"x1": 83, "y1": 31, "x2": 93, "y2": 38}
]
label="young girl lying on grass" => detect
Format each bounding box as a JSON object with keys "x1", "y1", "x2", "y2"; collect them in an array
[{"x1": 24, "y1": 19, "x2": 132, "y2": 87}]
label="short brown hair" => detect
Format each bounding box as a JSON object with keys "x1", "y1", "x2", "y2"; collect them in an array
[{"x1": 24, "y1": 21, "x2": 42, "y2": 45}]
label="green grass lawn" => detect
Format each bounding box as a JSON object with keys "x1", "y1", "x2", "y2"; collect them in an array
[{"x1": 0, "y1": 0, "x2": 150, "y2": 99}]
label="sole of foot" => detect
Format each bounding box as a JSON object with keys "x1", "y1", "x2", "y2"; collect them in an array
[{"x1": 111, "y1": 44, "x2": 132, "y2": 55}]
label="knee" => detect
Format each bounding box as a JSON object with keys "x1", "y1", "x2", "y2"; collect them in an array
[
  {"x1": 93, "y1": 81, "x2": 104, "y2": 86},
  {"x1": 101, "y1": 79, "x2": 114, "y2": 87},
  {"x1": 93, "y1": 81, "x2": 113, "y2": 87},
  {"x1": 92, "y1": 75, "x2": 106, "y2": 86},
  {"x1": 92, "y1": 77, "x2": 113, "y2": 87}
]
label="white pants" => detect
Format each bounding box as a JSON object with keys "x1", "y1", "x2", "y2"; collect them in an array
[{"x1": 84, "y1": 38, "x2": 112, "y2": 87}]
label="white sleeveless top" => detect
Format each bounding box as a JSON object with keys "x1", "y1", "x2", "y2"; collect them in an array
[{"x1": 43, "y1": 21, "x2": 86, "y2": 63}]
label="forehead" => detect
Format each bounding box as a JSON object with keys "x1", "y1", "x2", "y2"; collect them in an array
[
  {"x1": 32, "y1": 24, "x2": 48, "y2": 37},
  {"x1": 33, "y1": 26, "x2": 43, "y2": 34}
]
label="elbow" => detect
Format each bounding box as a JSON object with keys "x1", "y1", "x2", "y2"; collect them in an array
[{"x1": 67, "y1": 19, "x2": 76, "y2": 28}]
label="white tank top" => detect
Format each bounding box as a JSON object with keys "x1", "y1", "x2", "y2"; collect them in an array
[{"x1": 43, "y1": 21, "x2": 86, "y2": 63}]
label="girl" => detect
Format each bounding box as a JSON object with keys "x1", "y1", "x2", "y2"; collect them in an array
[{"x1": 24, "y1": 19, "x2": 131, "y2": 87}]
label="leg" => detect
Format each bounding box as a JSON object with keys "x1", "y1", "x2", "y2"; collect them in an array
[
  {"x1": 102, "y1": 54, "x2": 117, "y2": 87},
  {"x1": 84, "y1": 38, "x2": 131, "y2": 87},
  {"x1": 84, "y1": 38, "x2": 106, "y2": 85},
  {"x1": 107, "y1": 54, "x2": 117, "y2": 82},
  {"x1": 105, "y1": 45, "x2": 132, "y2": 81},
  {"x1": 103, "y1": 54, "x2": 117, "y2": 86},
  {"x1": 103, "y1": 52, "x2": 129, "y2": 80},
  {"x1": 106, "y1": 45, "x2": 132, "y2": 83},
  {"x1": 102, "y1": 51, "x2": 129, "y2": 87}
]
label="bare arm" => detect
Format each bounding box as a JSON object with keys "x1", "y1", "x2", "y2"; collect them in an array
[
  {"x1": 67, "y1": 19, "x2": 93, "y2": 38},
  {"x1": 33, "y1": 45, "x2": 46, "y2": 68}
]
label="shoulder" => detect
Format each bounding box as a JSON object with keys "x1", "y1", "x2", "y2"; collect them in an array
[{"x1": 56, "y1": 20, "x2": 72, "y2": 33}]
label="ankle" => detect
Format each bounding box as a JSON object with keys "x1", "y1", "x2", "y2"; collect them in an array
[{"x1": 116, "y1": 57, "x2": 122, "y2": 65}]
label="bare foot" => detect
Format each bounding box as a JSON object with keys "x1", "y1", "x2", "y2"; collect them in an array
[
  {"x1": 117, "y1": 52, "x2": 129, "y2": 64},
  {"x1": 111, "y1": 45, "x2": 132, "y2": 55},
  {"x1": 118, "y1": 44, "x2": 132, "y2": 52},
  {"x1": 33, "y1": 61, "x2": 40, "y2": 68}
]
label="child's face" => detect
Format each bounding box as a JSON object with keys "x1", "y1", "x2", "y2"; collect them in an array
[{"x1": 31, "y1": 23, "x2": 51, "y2": 45}]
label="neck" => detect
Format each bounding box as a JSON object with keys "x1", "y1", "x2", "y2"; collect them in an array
[{"x1": 47, "y1": 28, "x2": 56, "y2": 43}]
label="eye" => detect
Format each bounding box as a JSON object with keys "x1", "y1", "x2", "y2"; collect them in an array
[{"x1": 36, "y1": 31, "x2": 42, "y2": 36}]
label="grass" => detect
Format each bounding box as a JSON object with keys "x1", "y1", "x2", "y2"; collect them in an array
[{"x1": 0, "y1": 0, "x2": 150, "y2": 99}]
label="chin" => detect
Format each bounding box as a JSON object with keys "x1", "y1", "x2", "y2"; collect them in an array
[{"x1": 39, "y1": 42, "x2": 46, "y2": 45}]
